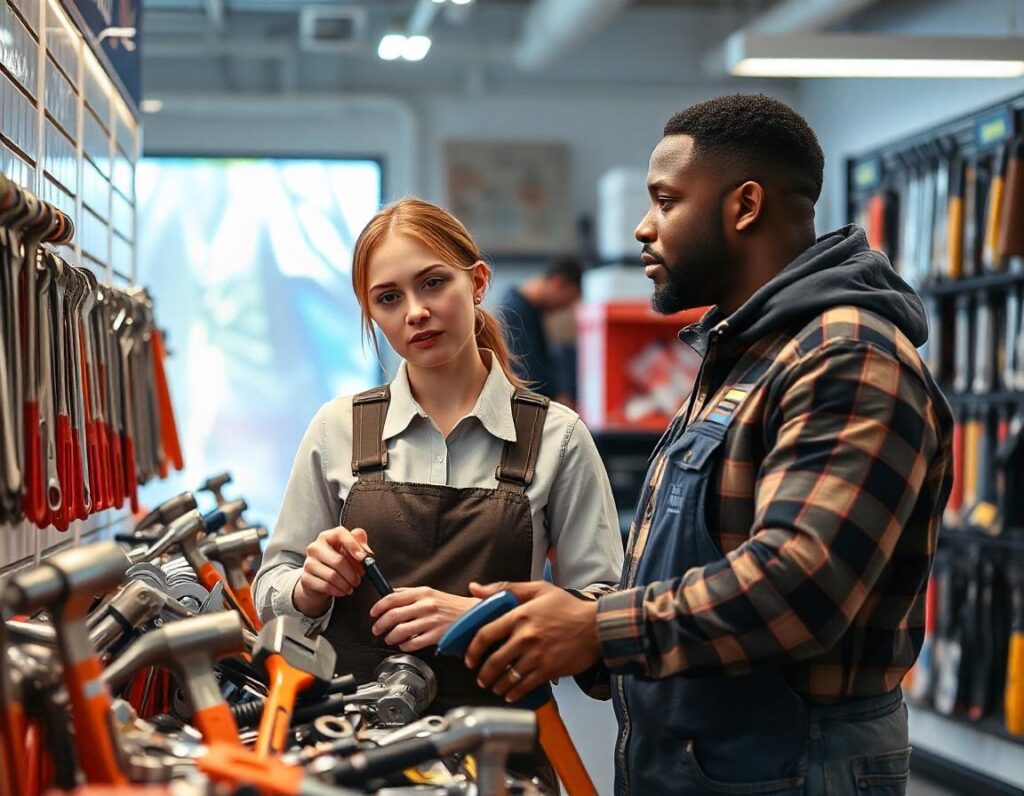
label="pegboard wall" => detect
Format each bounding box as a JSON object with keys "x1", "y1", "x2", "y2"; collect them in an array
[{"x1": 1, "y1": 0, "x2": 139, "y2": 573}]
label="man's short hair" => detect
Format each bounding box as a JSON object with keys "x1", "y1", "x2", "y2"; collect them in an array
[
  {"x1": 663, "y1": 94, "x2": 824, "y2": 204},
  {"x1": 545, "y1": 255, "x2": 583, "y2": 288}
]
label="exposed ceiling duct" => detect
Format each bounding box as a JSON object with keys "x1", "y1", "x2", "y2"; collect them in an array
[
  {"x1": 703, "y1": 0, "x2": 897, "y2": 76},
  {"x1": 744, "y1": 0, "x2": 883, "y2": 33},
  {"x1": 514, "y1": 0, "x2": 634, "y2": 72}
]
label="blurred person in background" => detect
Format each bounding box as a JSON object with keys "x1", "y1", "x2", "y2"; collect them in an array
[
  {"x1": 253, "y1": 198, "x2": 623, "y2": 788},
  {"x1": 498, "y1": 255, "x2": 583, "y2": 401}
]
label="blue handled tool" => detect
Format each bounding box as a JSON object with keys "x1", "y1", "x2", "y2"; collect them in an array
[{"x1": 438, "y1": 590, "x2": 597, "y2": 796}]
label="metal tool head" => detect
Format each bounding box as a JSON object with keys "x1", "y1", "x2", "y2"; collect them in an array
[
  {"x1": 437, "y1": 706, "x2": 537, "y2": 756},
  {"x1": 132, "y1": 508, "x2": 205, "y2": 563},
  {"x1": 200, "y1": 471, "x2": 232, "y2": 493},
  {"x1": 200, "y1": 527, "x2": 266, "y2": 563},
  {"x1": 252, "y1": 615, "x2": 336, "y2": 687},
  {"x1": 103, "y1": 611, "x2": 246, "y2": 692},
  {"x1": 135, "y1": 492, "x2": 198, "y2": 534},
  {"x1": 371, "y1": 655, "x2": 438, "y2": 726},
  {"x1": 4, "y1": 542, "x2": 128, "y2": 614}
]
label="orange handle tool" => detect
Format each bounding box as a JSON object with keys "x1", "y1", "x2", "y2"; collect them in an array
[
  {"x1": 151, "y1": 330, "x2": 184, "y2": 472},
  {"x1": 256, "y1": 655, "x2": 313, "y2": 757},
  {"x1": 64, "y1": 658, "x2": 126, "y2": 783}
]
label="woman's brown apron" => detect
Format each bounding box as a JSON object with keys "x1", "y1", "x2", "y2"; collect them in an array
[{"x1": 321, "y1": 384, "x2": 557, "y2": 789}]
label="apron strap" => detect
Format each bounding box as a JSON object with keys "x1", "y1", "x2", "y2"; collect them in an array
[
  {"x1": 496, "y1": 389, "x2": 550, "y2": 493},
  {"x1": 351, "y1": 386, "x2": 390, "y2": 482}
]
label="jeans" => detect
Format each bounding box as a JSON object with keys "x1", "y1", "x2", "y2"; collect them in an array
[{"x1": 674, "y1": 689, "x2": 911, "y2": 795}]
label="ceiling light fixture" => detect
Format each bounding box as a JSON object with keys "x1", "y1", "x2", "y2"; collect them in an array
[
  {"x1": 721, "y1": 32, "x2": 1024, "y2": 79},
  {"x1": 378, "y1": 32, "x2": 407, "y2": 61},
  {"x1": 403, "y1": 34, "x2": 432, "y2": 61},
  {"x1": 140, "y1": 98, "x2": 164, "y2": 114}
]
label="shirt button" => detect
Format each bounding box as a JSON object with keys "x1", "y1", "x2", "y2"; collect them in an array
[{"x1": 435, "y1": 456, "x2": 444, "y2": 464}]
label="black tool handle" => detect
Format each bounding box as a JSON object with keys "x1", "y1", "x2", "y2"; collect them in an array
[{"x1": 363, "y1": 556, "x2": 393, "y2": 597}]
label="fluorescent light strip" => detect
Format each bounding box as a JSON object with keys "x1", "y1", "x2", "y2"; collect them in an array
[
  {"x1": 733, "y1": 57, "x2": 1024, "y2": 79},
  {"x1": 721, "y1": 32, "x2": 1024, "y2": 79}
]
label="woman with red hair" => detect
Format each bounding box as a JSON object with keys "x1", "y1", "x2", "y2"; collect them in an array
[{"x1": 255, "y1": 197, "x2": 623, "y2": 786}]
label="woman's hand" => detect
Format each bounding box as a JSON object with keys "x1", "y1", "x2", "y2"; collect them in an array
[
  {"x1": 292, "y1": 526, "x2": 371, "y2": 617},
  {"x1": 369, "y1": 587, "x2": 480, "y2": 652}
]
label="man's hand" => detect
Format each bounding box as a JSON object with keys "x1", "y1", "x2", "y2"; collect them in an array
[
  {"x1": 292, "y1": 526, "x2": 371, "y2": 617},
  {"x1": 369, "y1": 587, "x2": 480, "y2": 652},
  {"x1": 464, "y1": 581, "x2": 601, "y2": 703}
]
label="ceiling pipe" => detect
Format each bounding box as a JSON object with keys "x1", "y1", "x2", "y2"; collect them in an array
[
  {"x1": 745, "y1": 0, "x2": 882, "y2": 33},
  {"x1": 514, "y1": 0, "x2": 633, "y2": 72}
]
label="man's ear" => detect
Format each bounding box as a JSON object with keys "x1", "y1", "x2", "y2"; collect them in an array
[{"x1": 732, "y1": 180, "x2": 765, "y2": 232}]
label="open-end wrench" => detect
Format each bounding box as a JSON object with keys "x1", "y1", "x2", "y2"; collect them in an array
[
  {"x1": 64, "y1": 268, "x2": 91, "y2": 519},
  {"x1": 0, "y1": 229, "x2": 21, "y2": 515},
  {"x1": 18, "y1": 194, "x2": 52, "y2": 525},
  {"x1": 2, "y1": 226, "x2": 26, "y2": 520},
  {"x1": 76, "y1": 267, "x2": 106, "y2": 512},
  {"x1": 96, "y1": 285, "x2": 124, "y2": 508},
  {"x1": 87, "y1": 279, "x2": 114, "y2": 509},
  {"x1": 48, "y1": 255, "x2": 74, "y2": 530},
  {"x1": 113, "y1": 292, "x2": 139, "y2": 512},
  {"x1": 35, "y1": 260, "x2": 61, "y2": 524}
]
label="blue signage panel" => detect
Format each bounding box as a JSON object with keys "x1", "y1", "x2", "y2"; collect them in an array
[{"x1": 66, "y1": 0, "x2": 142, "y2": 105}]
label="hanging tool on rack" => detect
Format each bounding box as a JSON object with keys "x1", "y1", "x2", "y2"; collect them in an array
[{"x1": 982, "y1": 144, "x2": 1010, "y2": 273}]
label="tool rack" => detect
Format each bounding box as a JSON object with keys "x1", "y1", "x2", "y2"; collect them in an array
[
  {"x1": 847, "y1": 90, "x2": 1024, "y2": 795},
  {"x1": 1, "y1": 0, "x2": 144, "y2": 575}
]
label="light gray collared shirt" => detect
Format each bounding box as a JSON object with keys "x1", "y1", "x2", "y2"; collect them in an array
[{"x1": 254, "y1": 355, "x2": 624, "y2": 631}]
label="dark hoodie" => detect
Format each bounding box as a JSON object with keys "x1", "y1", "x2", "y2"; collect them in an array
[
  {"x1": 727, "y1": 223, "x2": 928, "y2": 347},
  {"x1": 598, "y1": 225, "x2": 954, "y2": 795}
]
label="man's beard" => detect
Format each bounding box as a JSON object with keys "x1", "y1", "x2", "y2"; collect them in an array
[{"x1": 651, "y1": 271, "x2": 691, "y2": 315}]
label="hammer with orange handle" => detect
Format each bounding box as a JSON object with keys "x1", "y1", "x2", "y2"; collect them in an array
[
  {"x1": 102, "y1": 612, "x2": 248, "y2": 747},
  {"x1": 200, "y1": 526, "x2": 268, "y2": 632},
  {"x1": 2, "y1": 542, "x2": 130, "y2": 784},
  {"x1": 252, "y1": 616, "x2": 337, "y2": 757}
]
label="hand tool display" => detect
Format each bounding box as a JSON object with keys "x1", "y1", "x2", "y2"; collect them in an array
[
  {"x1": 0, "y1": 175, "x2": 185, "y2": 528},
  {"x1": 848, "y1": 98, "x2": 1024, "y2": 748},
  {"x1": 0, "y1": 477, "x2": 567, "y2": 795}
]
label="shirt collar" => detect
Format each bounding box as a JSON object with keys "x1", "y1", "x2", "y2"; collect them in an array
[{"x1": 381, "y1": 352, "x2": 518, "y2": 443}]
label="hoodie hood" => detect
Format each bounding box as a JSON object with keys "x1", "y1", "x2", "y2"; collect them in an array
[{"x1": 706, "y1": 225, "x2": 928, "y2": 350}]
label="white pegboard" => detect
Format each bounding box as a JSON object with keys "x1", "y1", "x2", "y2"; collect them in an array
[{"x1": 0, "y1": 0, "x2": 140, "y2": 570}]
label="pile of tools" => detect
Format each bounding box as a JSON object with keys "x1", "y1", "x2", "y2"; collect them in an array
[
  {"x1": 0, "y1": 473, "x2": 593, "y2": 795},
  {"x1": 0, "y1": 174, "x2": 184, "y2": 528}
]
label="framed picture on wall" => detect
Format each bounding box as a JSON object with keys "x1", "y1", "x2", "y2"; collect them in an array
[{"x1": 444, "y1": 140, "x2": 573, "y2": 257}]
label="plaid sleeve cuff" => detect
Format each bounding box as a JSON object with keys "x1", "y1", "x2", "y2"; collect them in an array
[{"x1": 596, "y1": 587, "x2": 650, "y2": 676}]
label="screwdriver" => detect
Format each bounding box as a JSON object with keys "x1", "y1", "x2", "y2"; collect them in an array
[{"x1": 363, "y1": 555, "x2": 393, "y2": 597}]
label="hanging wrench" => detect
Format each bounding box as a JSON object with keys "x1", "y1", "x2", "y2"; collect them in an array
[
  {"x1": 48, "y1": 254, "x2": 74, "y2": 530},
  {"x1": 77, "y1": 267, "x2": 106, "y2": 512},
  {"x1": 18, "y1": 193, "x2": 52, "y2": 526},
  {"x1": 87, "y1": 278, "x2": 114, "y2": 509},
  {"x1": 96, "y1": 285, "x2": 124, "y2": 509},
  {"x1": 35, "y1": 259, "x2": 61, "y2": 524},
  {"x1": 113, "y1": 292, "x2": 139, "y2": 512},
  {"x1": 0, "y1": 229, "x2": 21, "y2": 513},
  {"x1": 65, "y1": 268, "x2": 93, "y2": 519}
]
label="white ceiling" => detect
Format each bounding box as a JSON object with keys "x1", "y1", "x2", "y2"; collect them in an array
[{"x1": 137, "y1": 0, "x2": 983, "y2": 98}]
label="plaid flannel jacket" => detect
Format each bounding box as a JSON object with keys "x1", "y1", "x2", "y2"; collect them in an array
[{"x1": 597, "y1": 305, "x2": 954, "y2": 702}]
